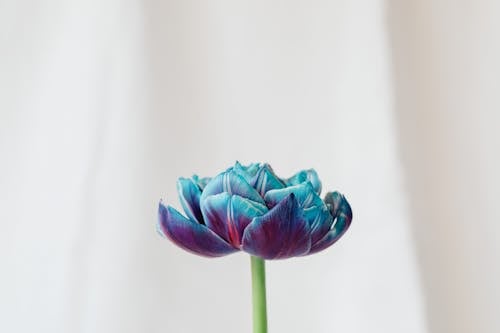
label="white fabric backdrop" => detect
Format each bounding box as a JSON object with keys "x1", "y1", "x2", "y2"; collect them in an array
[
  {"x1": 389, "y1": 1, "x2": 500, "y2": 332},
  {"x1": 4, "y1": 0, "x2": 498, "y2": 332}
]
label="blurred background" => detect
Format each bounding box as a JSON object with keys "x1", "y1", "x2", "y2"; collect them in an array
[{"x1": 1, "y1": 1, "x2": 499, "y2": 332}]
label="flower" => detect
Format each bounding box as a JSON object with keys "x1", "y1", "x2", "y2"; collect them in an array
[{"x1": 158, "y1": 162, "x2": 352, "y2": 259}]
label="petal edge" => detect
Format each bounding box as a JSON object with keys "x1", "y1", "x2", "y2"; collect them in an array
[
  {"x1": 307, "y1": 193, "x2": 352, "y2": 255},
  {"x1": 158, "y1": 202, "x2": 237, "y2": 257},
  {"x1": 177, "y1": 178, "x2": 203, "y2": 223}
]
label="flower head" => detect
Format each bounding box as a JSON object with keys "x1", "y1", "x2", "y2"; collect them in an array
[{"x1": 158, "y1": 162, "x2": 352, "y2": 259}]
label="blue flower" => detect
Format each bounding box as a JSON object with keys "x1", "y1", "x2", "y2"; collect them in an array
[{"x1": 158, "y1": 162, "x2": 352, "y2": 259}]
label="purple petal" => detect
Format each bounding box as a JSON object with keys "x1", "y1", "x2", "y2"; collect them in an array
[
  {"x1": 200, "y1": 170, "x2": 265, "y2": 205},
  {"x1": 202, "y1": 193, "x2": 268, "y2": 248},
  {"x1": 308, "y1": 192, "x2": 352, "y2": 255},
  {"x1": 177, "y1": 178, "x2": 203, "y2": 223},
  {"x1": 158, "y1": 202, "x2": 238, "y2": 257},
  {"x1": 241, "y1": 194, "x2": 311, "y2": 259}
]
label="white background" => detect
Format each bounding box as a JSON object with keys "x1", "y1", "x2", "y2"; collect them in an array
[{"x1": 1, "y1": 1, "x2": 498, "y2": 332}]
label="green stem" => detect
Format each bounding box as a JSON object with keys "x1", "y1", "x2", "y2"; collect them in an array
[{"x1": 251, "y1": 256, "x2": 268, "y2": 333}]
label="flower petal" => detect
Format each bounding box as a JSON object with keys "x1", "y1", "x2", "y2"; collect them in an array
[
  {"x1": 308, "y1": 192, "x2": 352, "y2": 255},
  {"x1": 231, "y1": 161, "x2": 261, "y2": 183},
  {"x1": 264, "y1": 182, "x2": 323, "y2": 209},
  {"x1": 242, "y1": 194, "x2": 311, "y2": 259},
  {"x1": 158, "y1": 202, "x2": 237, "y2": 257},
  {"x1": 283, "y1": 169, "x2": 322, "y2": 194},
  {"x1": 200, "y1": 170, "x2": 265, "y2": 205},
  {"x1": 323, "y1": 191, "x2": 349, "y2": 217},
  {"x1": 303, "y1": 204, "x2": 333, "y2": 244},
  {"x1": 177, "y1": 177, "x2": 203, "y2": 223},
  {"x1": 202, "y1": 193, "x2": 268, "y2": 248},
  {"x1": 250, "y1": 164, "x2": 285, "y2": 196},
  {"x1": 192, "y1": 174, "x2": 211, "y2": 190}
]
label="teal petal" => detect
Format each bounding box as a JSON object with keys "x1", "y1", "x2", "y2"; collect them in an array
[
  {"x1": 236, "y1": 161, "x2": 261, "y2": 176},
  {"x1": 308, "y1": 192, "x2": 352, "y2": 255},
  {"x1": 303, "y1": 205, "x2": 333, "y2": 244},
  {"x1": 264, "y1": 182, "x2": 323, "y2": 209},
  {"x1": 192, "y1": 174, "x2": 211, "y2": 190},
  {"x1": 177, "y1": 177, "x2": 203, "y2": 223},
  {"x1": 202, "y1": 193, "x2": 268, "y2": 248},
  {"x1": 231, "y1": 161, "x2": 261, "y2": 183},
  {"x1": 284, "y1": 169, "x2": 322, "y2": 194},
  {"x1": 250, "y1": 164, "x2": 285, "y2": 196},
  {"x1": 200, "y1": 170, "x2": 265, "y2": 205},
  {"x1": 324, "y1": 191, "x2": 349, "y2": 218}
]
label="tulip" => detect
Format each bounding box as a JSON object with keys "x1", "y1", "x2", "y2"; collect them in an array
[
  {"x1": 158, "y1": 162, "x2": 352, "y2": 259},
  {"x1": 157, "y1": 162, "x2": 352, "y2": 333}
]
